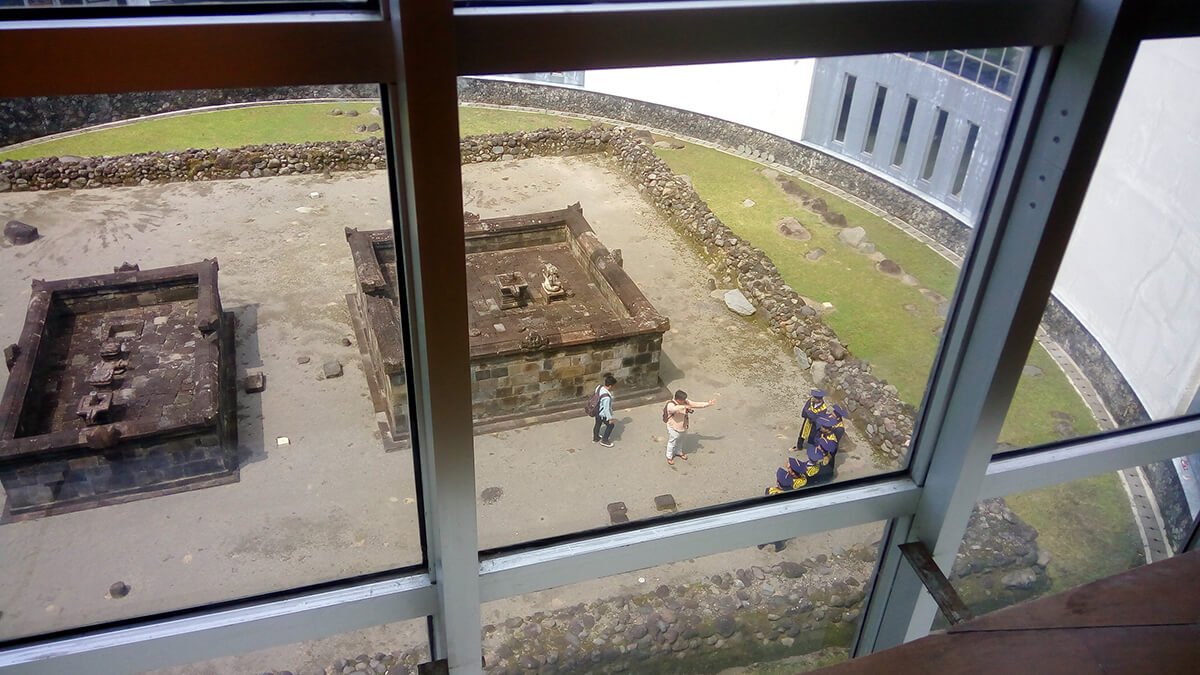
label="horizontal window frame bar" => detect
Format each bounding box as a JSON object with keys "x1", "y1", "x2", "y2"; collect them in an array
[
  {"x1": 1140, "y1": 0, "x2": 1200, "y2": 40},
  {"x1": 980, "y1": 416, "x2": 1200, "y2": 500},
  {"x1": 478, "y1": 477, "x2": 919, "y2": 603},
  {"x1": 0, "y1": 573, "x2": 435, "y2": 674},
  {"x1": 0, "y1": 12, "x2": 394, "y2": 97},
  {"x1": 454, "y1": 0, "x2": 1076, "y2": 74}
]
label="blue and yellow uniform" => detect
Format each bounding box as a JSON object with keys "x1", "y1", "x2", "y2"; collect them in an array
[{"x1": 797, "y1": 389, "x2": 838, "y2": 449}]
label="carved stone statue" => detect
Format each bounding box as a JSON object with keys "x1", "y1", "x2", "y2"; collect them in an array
[{"x1": 541, "y1": 262, "x2": 563, "y2": 295}]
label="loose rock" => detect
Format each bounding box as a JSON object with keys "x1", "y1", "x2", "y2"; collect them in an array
[
  {"x1": 4, "y1": 220, "x2": 39, "y2": 245},
  {"x1": 322, "y1": 360, "x2": 343, "y2": 379}
]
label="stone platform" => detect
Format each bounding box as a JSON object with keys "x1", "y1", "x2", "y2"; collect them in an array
[
  {"x1": 346, "y1": 203, "x2": 670, "y2": 443},
  {"x1": 0, "y1": 261, "x2": 238, "y2": 520}
]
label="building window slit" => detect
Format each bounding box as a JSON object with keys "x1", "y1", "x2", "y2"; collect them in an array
[
  {"x1": 892, "y1": 95, "x2": 918, "y2": 167},
  {"x1": 951, "y1": 122, "x2": 980, "y2": 197},
  {"x1": 863, "y1": 84, "x2": 887, "y2": 154},
  {"x1": 921, "y1": 108, "x2": 949, "y2": 181},
  {"x1": 834, "y1": 74, "x2": 857, "y2": 143}
]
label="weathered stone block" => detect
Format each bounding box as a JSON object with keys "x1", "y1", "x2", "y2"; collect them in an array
[
  {"x1": 243, "y1": 370, "x2": 265, "y2": 393},
  {"x1": 322, "y1": 360, "x2": 343, "y2": 378},
  {"x1": 654, "y1": 494, "x2": 677, "y2": 512}
]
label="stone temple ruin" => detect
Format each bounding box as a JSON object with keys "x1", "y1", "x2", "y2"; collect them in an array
[
  {"x1": 346, "y1": 203, "x2": 670, "y2": 443},
  {"x1": 0, "y1": 261, "x2": 238, "y2": 520}
]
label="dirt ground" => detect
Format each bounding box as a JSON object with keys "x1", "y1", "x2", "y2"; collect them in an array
[{"x1": 0, "y1": 156, "x2": 882, "y2": 673}]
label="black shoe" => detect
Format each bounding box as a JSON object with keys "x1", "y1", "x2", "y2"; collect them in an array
[{"x1": 599, "y1": 441, "x2": 614, "y2": 448}]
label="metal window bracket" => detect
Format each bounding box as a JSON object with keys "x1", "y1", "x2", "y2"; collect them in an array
[{"x1": 898, "y1": 542, "x2": 974, "y2": 625}]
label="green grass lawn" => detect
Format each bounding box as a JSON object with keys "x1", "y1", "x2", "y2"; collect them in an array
[
  {"x1": 652, "y1": 141, "x2": 1099, "y2": 448},
  {"x1": 2, "y1": 103, "x2": 1139, "y2": 592},
  {"x1": 0, "y1": 103, "x2": 590, "y2": 161},
  {"x1": 648, "y1": 139, "x2": 1138, "y2": 591},
  {"x1": 458, "y1": 106, "x2": 591, "y2": 136},
  {"x1": 0, "y1": 102, "x2": 385, "y2": 160},
  {"x1": 1006, "y1": 473, "x2": 1145, "y2": 592}
]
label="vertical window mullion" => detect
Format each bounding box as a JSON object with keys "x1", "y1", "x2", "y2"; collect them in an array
[{"x1": 390, "y1": 0, "x2": 482, "y2": 669}]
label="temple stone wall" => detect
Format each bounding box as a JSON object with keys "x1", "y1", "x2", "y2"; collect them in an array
[
  {"x1": 0, "y1": 263, "x2": 238, "y2": 520},
  {"x1": 2, "y1": 431, "x2": 235, "y2": 516},
  {"x1": 463, "y1": 223, "x2": 568, "y2": 253},
  {"x1": 471, "y1": 334, "x2": 663, "y2": 424},
  {"x1": 350, "y1": 290, "x2": 410, "y2": 445}
]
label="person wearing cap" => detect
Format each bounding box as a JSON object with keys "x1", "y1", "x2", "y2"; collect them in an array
[
  {"x1": 830, "y1": 404, "x2": 848, "y2": 442},
  {"x1": 794, "y1": 388, "x2": 837, "y2": 452}
]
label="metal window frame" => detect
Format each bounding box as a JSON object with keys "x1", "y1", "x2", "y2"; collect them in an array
[{"x1": 1, "y1": 1, "x2": 1199, "y2": 673}]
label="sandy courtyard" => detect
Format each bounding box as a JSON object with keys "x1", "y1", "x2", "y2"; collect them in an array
[{"x1": 0, "y1": 156, "x2": 880, "y2": 672}]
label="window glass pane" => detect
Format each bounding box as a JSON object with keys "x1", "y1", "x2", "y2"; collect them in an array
[
  {"x1": 943, "y1": 50, "x2": 964, "y2": 76},
  {"x1": 996, "y1": 37, "x2": 1200, "y2": 453},
  {"x1": 993, "y1": 39, "x2": 1200, "y2": 565},
  {"x1": 983, "y1": 47, "x2": 1006, "y2": 65},
  {"x1": 995, "y1": 71, "x2": 1015, "y2": 97},
  {"x1": 833, "y1": 74, "x2": 857, "y2": 143},
  {"x1": 145, "y1": 617, "x2": 429, "y2": 675},
  {"x1": 481, "y1": 524, "x2": 886, "y2": 674},
  {"x1": 909, "y1": 47, "x2": 1028, "y2": 97},
  {"x1": 1001, "y1": 47, "x2": 1023, "y2": 71},
  {"x1": 979, "y1": 63, "x2": 1000, "y2": 90},
  {"x1": 892, "y1": 95, "x2": 918, "y2": 166},
  {"x1": 863, "y1": 84, "x2": 887, "y2": 154},
  {"x1": 950, "y1": 452, "x2": 1196, "y2": 624},
  {"x1": 950, "y1": 122, "x2": 979, "y2": 197},
  {"x1": 920, "y1": 108, "x2": 948, "y2": 180},
  {"x1": 458, "y1": 54, "x2": 1022, "y2": 549},
  {"x1": 960, "y1": 56, "x2": 981, "y2": 83},
  {"x1": 0, "y1": 87, "x2": 421, "y2": 641}
]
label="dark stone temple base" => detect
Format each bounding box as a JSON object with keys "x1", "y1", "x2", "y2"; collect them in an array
[{"x1": 0, "y1": 262, "x2": 239, "y2": 520}]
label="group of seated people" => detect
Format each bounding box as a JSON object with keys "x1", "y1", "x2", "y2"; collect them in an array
[{"x1": 766, "y1": 389, "x2": 846, "y2": 495}]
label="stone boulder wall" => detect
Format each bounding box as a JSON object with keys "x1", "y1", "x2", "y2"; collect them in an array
[
  {"x1": 0, "y1": 138, "x2": 387, "y2": 191},
  {"x1": 0, "y1": 85, "x2": 380, "y2": 147},
  {"x1": 315, "y1": 506, "x2": 1043, "y2": 675},
  {"x1": 949, "y1": 498, "x2": 1051, "y2": 617},
  {"x1": 475, "y1": 548, "x2": 873, "y2": 675}
]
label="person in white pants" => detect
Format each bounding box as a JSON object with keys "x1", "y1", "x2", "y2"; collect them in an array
[{"x1": 663, "y1": 389, "x2": 717, "y2": 465}]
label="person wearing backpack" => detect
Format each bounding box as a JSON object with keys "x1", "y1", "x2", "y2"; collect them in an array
[
  {"x1": 663, "y1": 389, "x2": 717, "y2": 465},
  {"x1": 589, "y1": 373, "x2": 618, "y2": 447}
]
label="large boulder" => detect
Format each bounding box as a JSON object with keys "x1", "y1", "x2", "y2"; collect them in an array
[
  {"x1": 4, "y1": 220, "x2": 38, "y2": 245},
  {"x1": 776, "y1": 216, "x2": 811, "y2": 241},
  {"x1": 837, "y1": 226, "x2": 867, "y2": 247},
  {"x1": 723, "y1": 289, "x2": 756, "y2": 316}
]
